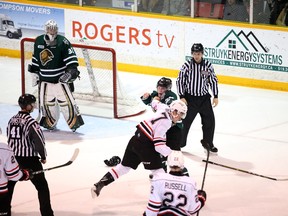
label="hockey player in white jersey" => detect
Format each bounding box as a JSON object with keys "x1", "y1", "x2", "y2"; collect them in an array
[
  {"x1": 91, "y1": 100, "x2": 188, "y2": 198},
  {"x1": 0, "y1": 142, "x2": 30, "y2": 216},
  {"x1": 143, "y1": 150, "x2": 206, "y2": 216}
]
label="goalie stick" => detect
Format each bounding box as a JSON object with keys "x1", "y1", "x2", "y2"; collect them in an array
[
  {"x1": 32, "y1": 148, "x2": 80, "y2": 175},
  {"x1": 202, "y1": 160, "x2": 288, "y2": 181}
]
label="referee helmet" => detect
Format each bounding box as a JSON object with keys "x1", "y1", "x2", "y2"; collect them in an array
[
  {"x1": 191, "y1": 43, "x2": 204, "y2": 53},
  {"x1": 18, "y1": 94, "x2": 36, "y2": 109}
]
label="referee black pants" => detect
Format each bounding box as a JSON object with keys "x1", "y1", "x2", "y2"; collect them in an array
[
  {"x1": 181, "y1": 94, "x2": 215, "y2": 147},
  {"x1": 7, "y1": 156, "x2": 54, "y2": 216}
]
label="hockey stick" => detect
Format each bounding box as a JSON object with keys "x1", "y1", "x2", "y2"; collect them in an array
[
  {"x1": 36, "y1": 81, "x2": 41, "y2": 122},
  {"x1": 200, "y1": 150, "x2": 210, "y2": 190},
  {"x1": 197, "y1": 146, "x2": 210, "y2": 216},
  {"x1": 32, "y1": 148, "x2": 80, "y2": 175},
  {"x1": 202, "y1": 160, "x2": 288, "y2": 181}
]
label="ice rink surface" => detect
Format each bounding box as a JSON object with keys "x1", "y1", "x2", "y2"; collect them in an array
[{"x1": 1, "y1": 57, "x2": 288, "y2": 216}]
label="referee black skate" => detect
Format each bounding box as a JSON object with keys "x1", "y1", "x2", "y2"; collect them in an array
[{"x1": 176, "y1": 43, "x2": 219, "y2": 153}]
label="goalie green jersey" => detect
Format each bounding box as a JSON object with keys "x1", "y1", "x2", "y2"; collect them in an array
[{"x1": 31, "y1": 34, "x2": 79, "y2": 83}]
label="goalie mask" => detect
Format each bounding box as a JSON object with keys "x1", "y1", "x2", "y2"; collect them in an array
[
  {"x1": 167, "y1": 151, "x2": 185, "y2": 168},
  {"x1": 18, "y1": 94, "x2": 36, "y2": 109},
  {"x1": 44, "y1": 19, "x2": 58, "y2": 45},
  {"x1": 157, "y1": 77, "x2": 172, "y2": 90},
  {"x1": 169, "y1": 100, "x2": 187, "y2": 119}
]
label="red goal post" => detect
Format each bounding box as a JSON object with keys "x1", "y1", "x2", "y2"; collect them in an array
[{"x1": 20, "y1": 37, "x2": 145, "y2": 119}]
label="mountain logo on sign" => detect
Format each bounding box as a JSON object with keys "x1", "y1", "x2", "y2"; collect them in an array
[{"x1": 216, "y1": 30, "x2": 268, "y2": 53}]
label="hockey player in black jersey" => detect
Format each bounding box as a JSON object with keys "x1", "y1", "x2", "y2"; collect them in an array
[
  {"x1": 28, "y1": 19, "x2": 84, "y2": 132},
  {"x1": 91, "y1": 100, "x2": 188, "y2": 198}
]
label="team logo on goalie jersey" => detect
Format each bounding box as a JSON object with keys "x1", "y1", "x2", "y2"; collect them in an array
[{"x1": 40, "y1": 49, "x2": 54, "y2": 66}]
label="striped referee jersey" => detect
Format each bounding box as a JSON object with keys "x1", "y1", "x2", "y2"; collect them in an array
[
  {"x1": 7, "y1": 111, "x2": 47, "y2": 159},
  {"x1": 176, "y1": 58, "x2": 218, "y2": 98}
]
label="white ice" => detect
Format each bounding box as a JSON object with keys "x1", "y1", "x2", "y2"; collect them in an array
[{"x1": 0, "y1": 57, "x2": 288, "y2": 216}]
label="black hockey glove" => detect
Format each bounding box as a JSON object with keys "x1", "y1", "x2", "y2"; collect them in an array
[
  {"x1": 104, "y1": 156, "x2": 121, "y2": 167},
  {"x1": 59, "y1": 68, "x2": 80, "y2": 83}
]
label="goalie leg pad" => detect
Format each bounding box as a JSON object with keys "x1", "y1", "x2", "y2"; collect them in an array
[
  {"x1": 58, "y1": 83, "x2": 84, "y2": 131},
  {"x1": 39, "y1": 82, "x2": 60, "y2": 129}
]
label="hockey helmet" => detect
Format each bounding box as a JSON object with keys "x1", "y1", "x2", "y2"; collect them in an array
[
  {"x1": 45, "y1": 19, "x2": 58, "y2": 34},
  {"x1": 191, "y1": 43, "x2": 204, "y2": 53},
  {"x1": 44, "y1": 20, "x2": 58, "y2": 44},
  {"x1": 167, "y1": 150, "x2": 185, "y2": 168},
  {"x1": 157, "y1": 77, "x2": 172, "y2": 90},
  {"x1": 169, "y1": 100, "x2": 187, "y2": 119},
  {"x1": 18, "y1": 94, "x2": 36, "y2": 109}
]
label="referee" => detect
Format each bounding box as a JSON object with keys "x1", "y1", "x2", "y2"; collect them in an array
[
  {"x1": 6, "y1": 94, "x2": 54, "y2": 216},
  {"x1": 176, "y1": 43, "x2": 219, "y2": 153}
]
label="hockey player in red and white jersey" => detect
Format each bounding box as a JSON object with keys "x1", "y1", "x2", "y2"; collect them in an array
[
  {"x1": 91, "y1": 100, "x2": 188, "y2": 198},
  {"x1": 0, "y1": 142, "x2": 30, "y2": 216},
  {"x1": 143, "y1": 150, "x2": 206, "y2": 216}
]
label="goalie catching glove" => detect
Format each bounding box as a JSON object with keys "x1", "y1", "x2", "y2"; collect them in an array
[
  {"x1": 59, "y1": 67, "x2": 80, "y2": 83},
  {"x1": 104, "y1": 156, "x2": 121, "y2": 167},
  {"x1": 28, "y1": 64, "x2": 40, "y2": 87}
]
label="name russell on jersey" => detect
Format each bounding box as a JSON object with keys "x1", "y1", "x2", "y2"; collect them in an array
[{"x1": 165, "y1": 182, "x2": 187, "y2": 191}]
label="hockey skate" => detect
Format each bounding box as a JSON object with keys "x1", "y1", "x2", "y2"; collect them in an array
[
  {"x1": 91, "y1": 181, "x2": 105, "y2": 198},
  {"x1": 201, "y1": 139, "x2": 218, "y2": 154},
  {"x1": 70, "y1": 115, "x2": 84, "y2": 132},
  {"x1": 91, "y1": 172, "x2": 114, "y2": 198}
]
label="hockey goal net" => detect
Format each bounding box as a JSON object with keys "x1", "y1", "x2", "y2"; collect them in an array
[{"x1": 20, "y1": 37, "x2": 145, "y2": 118}]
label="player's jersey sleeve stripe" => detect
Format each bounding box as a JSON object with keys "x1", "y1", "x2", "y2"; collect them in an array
[
  {"x1": 0, "y1": 182, "x2": 9, "y2": 193},
  {"x1": 147, "y1": 199, "x2": 161, "y2": 211},
  {"x1": 5, "y1": 165, "x2": 21, "y2": 180},
  {"x1": 153, "y1": 137, "x2": 166, "y2": 146},
  {"x1": 137, "y1": 121, "x2": 153, "y2": 141}
]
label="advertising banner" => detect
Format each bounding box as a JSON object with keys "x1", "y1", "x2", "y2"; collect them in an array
[
  {"x1": 65, "y1": 9, "x2": 185, "y2": 69},
  {"x1": 0, "y1": 1, "x2": 64, "y2": 39},
  {"x1": 184, "y1": 24, "x2": 288, "y2": 72}
]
